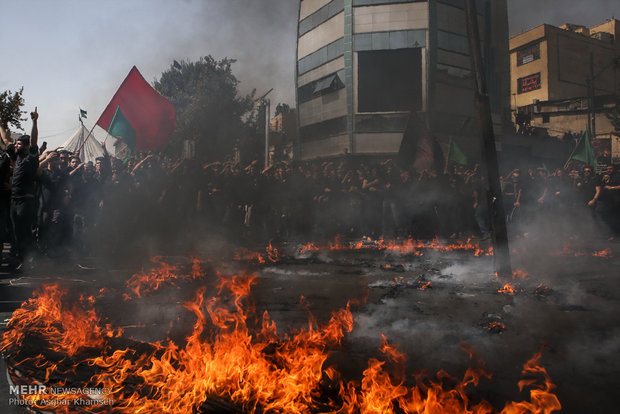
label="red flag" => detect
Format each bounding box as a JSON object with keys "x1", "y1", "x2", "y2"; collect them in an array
[{"x1": 96, "y1": 66, "x2": 176, "y2": 151}]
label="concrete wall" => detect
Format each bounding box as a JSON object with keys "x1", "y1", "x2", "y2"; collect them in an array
[
  {"x1": 511, "y1": 22, "x2": 620, "y2": 110},
  {"x1": 353, "y1": 2, "x2": 428, "y2": 33},
  {"x1": 552, "y1": 28, "x2": 617, "y2": 99},
  {"x1": 354, "y1": 132, "x2": 403, "y2": 153},
  {"x1": 437, "y1": 49, "x2": 470, "y2": 69},
  {"x1": 531, "y1": 111, "x2": 615, "y2": 139},
  {"x1": 300, "y1": 0, "x2": 333, "y2": 20},
  {"x1": 435, "y1": 2, "x2": 484, "y2": 37},
  {"x1": 300, "y1": 134, "x2": 350, "y2": 159},
  {"x1": 298, "y1": 12, "x2": 345, "y2": 59},
  {"x1": 433, "y1": 82, "x2": 475, "y2": 117},
  {"x1": 298, "y1": 56, "x2": 346, "y2": 86},
  {"x1": 299, "y1": 88, "x2": 348, "y2": 127},
  {"x1": 510, "y1": 25, "x2": 548, "y2": 108}
]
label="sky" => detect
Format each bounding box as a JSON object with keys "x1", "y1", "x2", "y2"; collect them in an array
[{"x1": 2, "y1": 0, "x2": 618, "y2": 149}]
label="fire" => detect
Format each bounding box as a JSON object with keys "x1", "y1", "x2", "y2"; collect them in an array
[
  {"x1": 502, "y1": 351, "x2": 562, "y2": 413},
  {"x1": 297, "y1": 242, "x2": 320, "y2": 255},
  {"x1": 2, "y1": 260, "x2": 561, "y2": 413},
  {"x1": 483, "y1": 321, "x2": 507, "y2": 333},
  {"x1": 235, "y1": 236, "x2": 493, "y2": 265},
  {"x1": 418, "y1": 281, "x2": 432, "y2": 290},
  {"x1": 1, "y1": 284, "x2": 121, "y2": 359},
  {"x1": 552, "y1": 242, "x2": 612, "y2": 258},
  {"x1": 124, "y1": 257, "x2": 207, "y2": 299},
  {"x1": 593, "y1": 248, "x2": 612, "y2": 258},
  {"x1": 498, "y1": 283, "x2": 517, "y2": 295}
]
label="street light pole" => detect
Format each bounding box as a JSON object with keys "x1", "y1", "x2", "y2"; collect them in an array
[
  {"x1": 264, "y1": 98, "x2": 271, "y2": 168},
  {"x1": 257, "y1": 88, "x2": 273, "y2": 168},
  {"x1": 589, "y1": 52, "x2": 595, "y2": 137}
]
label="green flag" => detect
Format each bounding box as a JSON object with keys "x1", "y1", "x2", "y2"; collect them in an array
[
  {"x1": 569, "y1": 128, "x2": 597, "y2": 169},
  {"x1": 79, "y1": 108, "x2": 87, "y2": 119},
  {"x1": 447, "y1": 137, "x2": 468, "y2": 165},
  {"x1": 108, "y1": 105, "x2": 137, "y2": 150}
]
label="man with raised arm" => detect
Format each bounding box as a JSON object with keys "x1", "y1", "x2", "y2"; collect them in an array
[
  {"x1": 7, "y1": 108, "x2": 40, "y2": 268},
  {"x1": 0, "y1": 121, "x2": 14, "y2": 257}
]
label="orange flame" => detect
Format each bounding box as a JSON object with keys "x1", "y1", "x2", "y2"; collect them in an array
[
  {"x1": 2, "y1": 261, "x2": 561, "y2": 413},
  {"x1": 498, "y1": 283, "x2": 517, "y2": 295},
  {"x1": 1, "y1": 284, "x2": 121, "y2": 359},
  {"x1": 593, "y1": 248, "x2": 612, "y2": 258}
]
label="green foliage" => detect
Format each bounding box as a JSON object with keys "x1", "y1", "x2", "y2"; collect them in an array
[
  {"x1": 0, "y1": 88, "x2": 26, "y2": 130},
  {"x1": 154, "y1": 56, "x2": 256, "y2": 160}
]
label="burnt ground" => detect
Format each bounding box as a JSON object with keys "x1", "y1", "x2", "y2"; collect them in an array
[{"x1": 0, "y1": 236, "x2": 619, "y2": 413}]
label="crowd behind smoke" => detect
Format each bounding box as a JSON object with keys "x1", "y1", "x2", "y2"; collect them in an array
[{"x1": 1, "y1": 114, "x2": 619, "y2": 270}]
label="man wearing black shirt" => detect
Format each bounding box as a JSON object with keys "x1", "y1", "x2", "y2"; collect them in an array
[
  {"x1": 0, "y1": 124, "x2": 15, "y2": 257},
  {"x1": 589, "y1": 165, "x2": 620, "y2": 238},
  {"x1": 8, "y1": 109, "x2": 40, "y2": 265}
]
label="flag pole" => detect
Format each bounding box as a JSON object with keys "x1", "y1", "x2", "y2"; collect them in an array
[
  {"x1": 76, "y1": 122, "x2": 97, "y2": 156},
  {"x1": 564, "y1": 131, "x2": 585, "y2": 170},
  {"x1": 445, "y1": 138, "x2": 452, "y2": 173},
  {"x1": 563, "y1": 127, "x2": 590, "y2": 170}
]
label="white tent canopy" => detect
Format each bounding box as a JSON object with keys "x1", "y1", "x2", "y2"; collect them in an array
[{"x1": 60, "y1": 123, "x2": 105, "y2": 164}]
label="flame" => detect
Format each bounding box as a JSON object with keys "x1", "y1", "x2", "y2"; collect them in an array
[
  {"x1": 2, "y1": 260, "x2": 561, "y2": 413},
  {"x1": 552, "y1": 242, "x2": 611, "y2": 258},
  {"x1": 593, "y1": 248, "x2": 612, "y2": 258},
  {"x1": 125, "y1": 256, "x2": 180, "y2": 298},
  {"x1": 483, "y1": 321, "x2": 506, "y2": 333},
  {"x1": 297, "y1": 242, "x2": 320, "y2": 255},
  {"x1": 236, "y1": 236, "x2": 494, "y2": 265},
  {"x1": 498, "y1": 283, "x2": 517, "y2": 295},
  {"x1": 501, "y1": 351, "x2": 562, "y2": 413},
  {"x1": 1, "y1": 284, "x2": 121, "y2": 359},
  {"x1": 418, "y1": 281, "x2": 432, "y2": 290}
]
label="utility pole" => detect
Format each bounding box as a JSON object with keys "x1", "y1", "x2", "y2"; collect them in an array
[
  {"x1": 464, "y1": 0, "x2": 512, "y2": 277},
  {"x1": 257, "y1": 88, "x2": 273, "y2": 168},
  {"x1": 589, "y1": 52, "x2": 596, "y2": 137},
  {"x1": 265, "y1": 98, "x2": 271, "y2": 168}
]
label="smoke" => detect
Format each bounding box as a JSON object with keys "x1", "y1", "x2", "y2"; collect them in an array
[{"x1": 508, "y1": 0, "x2": 620, "y2": 35}]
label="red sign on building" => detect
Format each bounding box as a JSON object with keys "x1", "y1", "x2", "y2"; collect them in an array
[{"x1": 518, "y1": 73, "x2": 541, "y2": 94}]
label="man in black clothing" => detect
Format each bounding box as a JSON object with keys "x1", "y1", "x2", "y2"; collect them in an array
[
  {"x1": 0, "y1": 125, "x2": 15, "y2": 257},
  {"x1": 8, "y1": 109, "x2": 40, "y2": 265},
  {"x1": 589, "y1": 165, "x2": 620, "y2": 238}
]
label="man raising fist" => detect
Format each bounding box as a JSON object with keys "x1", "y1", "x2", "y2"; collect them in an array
[{"x1": 8, "y1": 107, "x2": 39, "y2": 268}]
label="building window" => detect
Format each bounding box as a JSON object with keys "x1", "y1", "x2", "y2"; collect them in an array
[
  {"x1": 517, "y1": 43, "x2": 540, "y2": 66},
  {"x1": 298, "y1": 72, "x2": 345, "y2": 104},
  {"x1": 542, "y1": 113, "x2": 550, "y2": 123},
  {"x1": 358, "y1": 48, "x2": 422, "y2": 113},
  {"x1": 517, "y1": 73, "x2": 541, "y2": 94}
]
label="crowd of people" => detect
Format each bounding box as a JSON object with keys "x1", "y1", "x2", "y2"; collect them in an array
[{"x1": 1, "y1": 111, "x2": 619, "y2": 269}]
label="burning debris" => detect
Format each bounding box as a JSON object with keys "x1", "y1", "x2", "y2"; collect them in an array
[
  {"x1": 551, "y1": 243, "x2": 614, "y2": 259},
  {"x1": 478, "y1": 313, "x2": 507, "y2": 334},
  {"x1": 1, "y1": 258, "x2": 562, "y2": 413},
  {"x1": 481, "y1": 321, "x2": 507, "y2": 334},
  {"x1": 234, "y1": 236, "x2": 494, "y2": 266},
  {"x1": 498, "y1": 283, "x2": 517, "y2": 295}
]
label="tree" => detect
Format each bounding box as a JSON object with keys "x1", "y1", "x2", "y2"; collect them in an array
[
  {"x1": 0, "y1": 87, "x2": 26, "y2": 130},
  {"x1": 154, "y1": 56, "x2": 256, "y2": 161}
]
